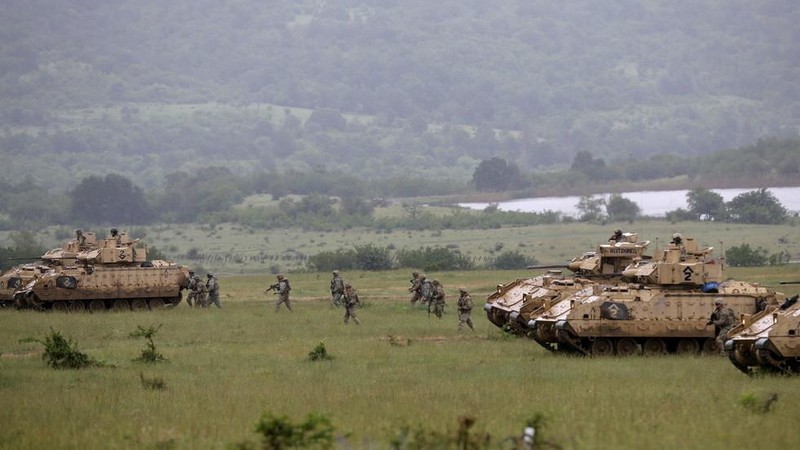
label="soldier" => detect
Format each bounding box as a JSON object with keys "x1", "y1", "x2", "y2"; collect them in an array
[
  {"x1": 609, "y1": 228, "x2": 623, "y2": 243},
  {"x1": 431, "y1": 279, "x2": 446, "y2": 319},
  {"x1": 419, "y1": 274, "x2": 434, "y2": 308},
  {"x1": 670, "y1": 233, "x2": 683, "y2": 246},
  {"x1": 110, "y1": 227, "x2": 121, "y2": 244},
  {"x1": 343, "y1": 283, "x2": 361, "y2": 325},
  {"x1": 196, "y1": 276, "x2": 208, "y2": 308},
  {"x1": 330, "y1": 270, "x2": 344, "y2": 308},
  {"x1": 708, "y1": 298, "x2": 736, "y2": 354},
  {"x1": 206, "y1": 272, "x2": 221, "y2": 308},
  {"x1": 186, "y1": 271, "x2": 198, "y2": 307},
  {"x1": 75, "y1": 229, "x2": 87, "y2": 249},
  {"x1": 456, "y1": 287, "x2": 475, "y2": 331},
  {"x1": 274, "y1": 273, "x2": 292, "y2": 312},
  {"x1": 408, "y1": 271, "x2": 423, "y2": 305}
]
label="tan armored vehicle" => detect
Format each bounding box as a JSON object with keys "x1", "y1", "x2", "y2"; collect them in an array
[
  {"x1": 14, "y1": 230, "x2": 191, "y2": 312},
  {"x1": 528, "y1": 236, "x2": 780, "y2": 355},
  {"x1": 0, "y1": 230, "x2": 98, "y2": 306},
  {"x1": 484, "y1": 233, "x2": 650, "y2": 336},
  {"x1": 725, "y1": 285, "x2": 800, "y2": 374}
]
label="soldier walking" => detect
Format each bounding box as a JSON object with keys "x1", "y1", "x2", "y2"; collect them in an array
[
  {"x1": 343, "y1": 283, "x2": 361, "y2": 325},
  {"x1": 456, "y1": 287, "x2": 475, "y2": 331},
  {"x1": 708, "y1": 298, "x2": 736, "y2": 354},
  {"x1": 274, "y1": 273, "x2": 293, "y2": 312},
  {"x1": 408, "y1": 271, "x2": 422, "y2": 305},
  {"x1": 206, "y1": 273, "x2": 221, "y2": 308},
  {"x1": 330, "y1": 270, "x2": 344, "y2": 308},
  {"x1": 431, "y1": 279, "x2": 446, "y2": 318}
]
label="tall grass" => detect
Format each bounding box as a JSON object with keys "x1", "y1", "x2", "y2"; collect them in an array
[{"x1": 1, "y1": 270, "x2": 799, "y2": 449}]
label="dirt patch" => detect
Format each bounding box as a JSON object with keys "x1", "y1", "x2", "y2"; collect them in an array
[{"x1": 1, "y1": 350, "x2": 42, "y2": 359}]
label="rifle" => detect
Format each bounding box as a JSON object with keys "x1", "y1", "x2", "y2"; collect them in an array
[
  {"x1": 264, "y1": 283, "x2": 280, "y2": 294},
  {"x1": 706, "y1": 310, "x2": 719, "y2": 326}
]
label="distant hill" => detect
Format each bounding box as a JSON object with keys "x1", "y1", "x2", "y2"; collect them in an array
[{"x1": 2, "y1": 0, "x2": 799, "y2": 190}]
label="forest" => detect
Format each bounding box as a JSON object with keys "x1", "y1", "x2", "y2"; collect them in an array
[{"x1": 1, "y1": 0, "x2": 799, "y2": 195}]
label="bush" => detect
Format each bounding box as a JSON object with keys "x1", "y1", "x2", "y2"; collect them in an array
[
  {"x1": 353, "y1": 243, "x2": 394, "y2": 270},
  {"x1": 130, "y1": 324, "x2": 166, "y2": 363},
  {"x1": 491, "y1": 250, "x2": 537, "y2": 270},
  {"x1": 251, "y1": 412, "x2": 334, "y2": 449},
  {"x1": 38, "y1": 329, "x2": 97, "y2": 369},
  {"x1": 307, "y1": 342, "x2": 332, "y2": 361},
  {"x1": 395, "y1": 246, "x2": 474, "y2": 271},
  {"x1": 726, "y1": 244, "x2": 768, "y2": 267}
]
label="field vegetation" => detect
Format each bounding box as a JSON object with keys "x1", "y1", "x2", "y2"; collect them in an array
[{"x1": 1, "y1": 267, "x2": 799, "y2": 449}]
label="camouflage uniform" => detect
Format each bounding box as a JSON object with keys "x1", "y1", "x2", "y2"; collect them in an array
[
  {"x1": 196, "y1": 278, "x2": 208, "y2": 307},
  {"x1": 343, "y1": 284, "x2": 360, "y2": 325},
  {"x1": 711, "y1": 299, "x2": 736, "y2": 353},
  {"x1": 431, "y1": 279, "x2": 446, "y2": 319},
  {"x1": 206, "y1": 273, "x2": 221, "y2": 308},
  {"x1": 275, "y1": 274, "x2": 292, "y2": 312},
  {"x1": 419, "y1": 275, "x2": 433, "y2": 307},
  {"x1": 186, "y1": 272, "x2": 198, "y2": 307},
  {"x1": 330, "y1": 270, "x2": 344, "y2": 308},
  {"x1": 456, "y1": 287, "x2": 475, "y2": 331},
  {"x1": 609, "y1": 229, "x2": 623, "y2": 243},
  {"x1": 408, "y1": 271, "x2": 422, "y2": 305}
]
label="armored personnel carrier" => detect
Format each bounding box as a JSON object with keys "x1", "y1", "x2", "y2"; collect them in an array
[
  {"x1": 725, "y1": 283, "x2": 800, "y2": 374},
  {"x1": 0, "y1": 230, "x2": 98, "y2": 306},
  {"x1": 484, "y1": 233, "x2": 650, "y2": 336},
  {"x1": 13, "y1": 231, "x2": 191, "y2": 312},
  {"x1": 528, "y1": 236, "x2": 780, "y2": 356}
]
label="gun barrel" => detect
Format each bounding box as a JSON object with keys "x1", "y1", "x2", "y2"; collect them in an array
[
  {"x1": 779, "y1": 281, "x2": 800, "y2": 285},
  {"x1": 526, "y1": 264, "x2": 569, "y2": 270}
]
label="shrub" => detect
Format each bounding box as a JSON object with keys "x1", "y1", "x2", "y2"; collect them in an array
[
  {"x1": 726, "y1": 244, "x2": 768, "y2": 267},
  {"x1": 395, "y1": 246, "x2": 474, "y2": 271},
  {"x1": 308, "y1": 342, "x2": 332, "y2": 361},
  {"x1": 251, "y1": 412, "x2": 334, "y2": 449},
  {"x1": 39, "y1": 329, "x2": 97, "y2": 369},
  {"x1": 490, "y1": 250, "x2": 537, "y2": 270},
  {"x1": 130, "y1": 324, "x2": 166, "y2": 363}
]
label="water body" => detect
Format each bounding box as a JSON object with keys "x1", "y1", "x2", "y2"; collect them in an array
[{"x1": 461, "y1": 187, "x2": 800, "y2": 218}]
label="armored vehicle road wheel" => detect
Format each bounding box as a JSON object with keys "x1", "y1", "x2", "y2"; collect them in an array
[
  {"x1": 616, "y1": 338, "x2": 639, "y2": 356},
  {"x1": 643, "y1": 338, "x2": 667, "y2": 356},
  {"x1": 591, "y1": 339, "x2": 614, "y2": 356},
  {"x1": 676, "y1": 339, "x2": 700, "y2": 355},
  {"x1": 130, "y1": 299, "x2": 148, "y2": 311},
  {"x1": 112, "y1": 299, "x2": 130, "y2": 312},
  {"x1": 148, "y1": 298, "x2": 165, "y2": 309},
  {"x1": 88, "y1": 299, "x2": 106, "y2": 313},
  {"x1": 51, "y1": 302, "x2": 68, "y2": 313},
  {"x1": 68, "y1": 301, "x2": 85, "y2": 313}
]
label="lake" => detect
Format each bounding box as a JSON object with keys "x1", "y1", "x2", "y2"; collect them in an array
[{"x1": 460, "y1": 186, "x2": 800, "y2": 218}]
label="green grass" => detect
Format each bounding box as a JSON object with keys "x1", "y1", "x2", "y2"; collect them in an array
[
  {"x1": 1, "y1": 269, "x2": 800, "y2": 449},
  {"x1": 9, "y1": 219, "x2": 798, "y2": 276}
]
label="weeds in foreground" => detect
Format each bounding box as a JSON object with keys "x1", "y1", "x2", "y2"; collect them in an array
[
  {"x1": 130, "y1": 324, "x2": 166, "y2": 363},
  {"x1": 739, "y1": 392, "x2": 779, "y2": 414},
  {"x1": 237, "y1": 412, "x2": 335, "y2": 450},
  {"x1": 307, "y1": 341, "x2": 332, "y2": 361},
  {"x1": 31, "y1": 329, "x2": 98, "y2": 369}
]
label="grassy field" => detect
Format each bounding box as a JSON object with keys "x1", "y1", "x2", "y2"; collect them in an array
[
  {"x1": 1, "y1": 269, "x2": 799, "y2": 449},
  {"x1": 9, "y1": 219, "x2": 799, "y2": 276}
]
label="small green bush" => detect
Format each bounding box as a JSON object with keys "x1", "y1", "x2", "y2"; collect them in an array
[
  {"x1": 307, "y1": 342, "x2": 332, "y2": 361},
  {"x1": 39, "y1": 329, "x2": 96, "y2": 369},
  {"x1": 251, "y1": 412, "x2": 334, "y2": 450},
  {"x1": 130, "y1": 324, "x2": 167, "y2": 363}
]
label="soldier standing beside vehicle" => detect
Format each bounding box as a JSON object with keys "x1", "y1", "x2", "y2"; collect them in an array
[
  {"x1": 330, "y1": 270, "x2": 344, "y2": 308},
  {"x1": 186, "y1": 271, "x2": 198, "y2": 307},
  {"x1": 431, "y1": 279, "x2": 446, "y2": 319},
  {"x1": 195, "y1": 275, "x2": 208, "y2": 307},
  {"x1": 206, "y1": 272, "x2": 221, "y2": 308},
  {"x1": 408, "y1": 271, "x2": 422, "y2": 305},
  {"x1": 343, "y1": 283, "x2": 361, "y2": 325},
  {"x1": 274, "y1": 273, "x2": 292, "y2": 312},
  {"x1": 456, "y1": 287, "x2": 475, "y2": 331},
  {"x1": 708, "y1": 298, "x2": 736, "y2": 354}
]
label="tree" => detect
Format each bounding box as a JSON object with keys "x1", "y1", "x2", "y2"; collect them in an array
[
  {"x1": 686, "y1": 188, "x2": 726, "y2": 221},
  {"x1": 472, "y1": 157, "x2": 527, "y2": 192},
  {"x1": 491, "y1": 250, "x2": 537, "y2": 270},
  {"x1": 726, "y1": 189, "x2": 787, "y2": 224},
  {"x1": 71, "y1": 174, "x2": 152, "y2": 224},
  {"x1": 605, "y1": 194, "x2": 640, "y2": 222},
  {"x1": 576, "y1": 195, "x2": 605, "y2": 222}
]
